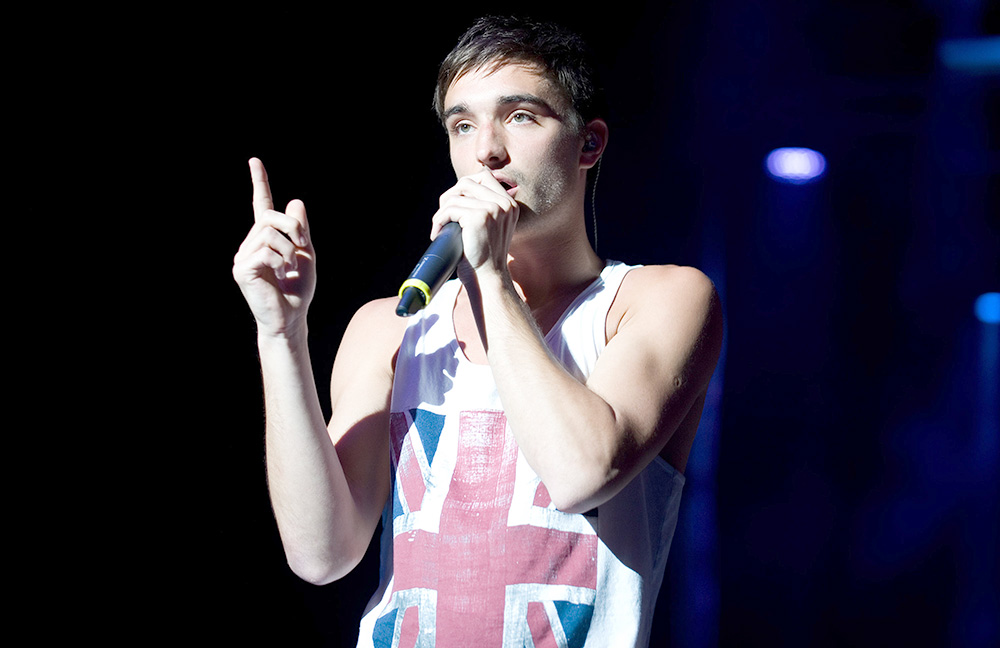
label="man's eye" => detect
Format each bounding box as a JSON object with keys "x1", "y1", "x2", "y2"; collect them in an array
[
  {"x1": 511, "y1": 112, "x2": 534, "y2": 124},
  {"x1": 454, "y1": 122, "x2": 473, "y2": 134}
]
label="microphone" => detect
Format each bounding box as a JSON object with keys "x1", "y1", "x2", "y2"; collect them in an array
[{"x1": 396, "y1": 222, "x2": 464, "y2": 317}]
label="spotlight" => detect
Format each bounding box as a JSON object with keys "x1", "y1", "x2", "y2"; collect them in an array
[
  {"x1": 939, "y1": 37, "x2": 1000, "y2": 73},
  {"x1": 974, "y1": 293, "x2": 1000, "y2": 324},
  {"x1": 766, "y1": 148, "x2": 826, "y2": 184}
]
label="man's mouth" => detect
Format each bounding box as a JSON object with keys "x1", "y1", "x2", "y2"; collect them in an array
[
  {"x1": 487, "y1": 168, "x2": 518, "y2": 196},
  {"x1": 495, "y1": 177, "x2": 518, "y2": 196}
]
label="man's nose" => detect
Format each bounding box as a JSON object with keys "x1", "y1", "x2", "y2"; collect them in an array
[{"x1": 476, "y1": 123, "x2": 510, "y2": 167}]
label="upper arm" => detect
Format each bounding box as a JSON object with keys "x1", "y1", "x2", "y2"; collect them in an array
[
  {"x1": 585, "y1": 265, "x2": 723, "y2": 477},
  {"x1": 327, "y1": 297, "x2": 407, "y2": 527}
]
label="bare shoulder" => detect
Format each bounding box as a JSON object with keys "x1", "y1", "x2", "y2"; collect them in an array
[
  {"x1": 624, "y1": 264, "x2": 715, "y2": 294},
  {"x1": 608, "y1": 264, "x2": 721, "y2": 341},
  {"x1": 343, "y1": 297, "x2": 409, "y2": 347},
  {"x1": 349, "y1": 296, "x2": 409, "y2": 327},
  {"x1": 331, "y1": 297, "x2": 409, "y2": 391}
]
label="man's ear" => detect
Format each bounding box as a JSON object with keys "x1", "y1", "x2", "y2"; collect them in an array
[{"x1": 580, "y1": 119, "x2": 609, "y2": 169}]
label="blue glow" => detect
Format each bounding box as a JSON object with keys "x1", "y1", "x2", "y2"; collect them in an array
[
  {"x1": 939, "y1": 37, "x2": 1000, "y2": 73},
  {"x1": 975, "y1": 293, "x2": 1000, "y2": 324},
  {"x1": 766, "y1": 148, "x2": 827, "y2": 184}
]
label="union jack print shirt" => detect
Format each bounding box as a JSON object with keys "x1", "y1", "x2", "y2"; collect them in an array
[{"x1": 357, "y1": 262, "x2": 685, "y2": 648}]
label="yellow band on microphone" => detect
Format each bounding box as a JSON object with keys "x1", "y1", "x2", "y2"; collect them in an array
[{"x1": 398, "y1": 278, "x2": 432, "y2": 305}]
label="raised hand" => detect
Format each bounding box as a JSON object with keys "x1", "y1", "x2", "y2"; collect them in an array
[{"x1": 232, "y1": 158, "x2": 316, "y2": 337}]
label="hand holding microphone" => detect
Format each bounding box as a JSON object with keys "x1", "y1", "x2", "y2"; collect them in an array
[
  {"x1": 396, "y1": 222, "x2": 464, "y2": 317},
  {"x1": 396, "y1": 169, "x2": 518, "y2": 317}
]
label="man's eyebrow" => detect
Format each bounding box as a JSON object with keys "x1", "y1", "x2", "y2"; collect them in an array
[
  {"x1": 497, "y1": 94, "x2": 556, "y2": 114},
  {"x1": 442, "y1": 103, "x2": 470, "y2": 121},
  {"x1": 442, "y1": 94, "x2": 558, "y2": 120}
]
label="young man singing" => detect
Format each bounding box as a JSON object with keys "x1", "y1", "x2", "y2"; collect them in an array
[{"x1": 233, "y1": 15, "x2": 723, "y2": 647}]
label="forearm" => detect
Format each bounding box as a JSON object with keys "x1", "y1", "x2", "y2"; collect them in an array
[
  {"x1": 476, "y1": 272, "x2": 627, "y2": 513},
  {"x1": 258, "y1": 327, "x2": 371, "y2": 584}
]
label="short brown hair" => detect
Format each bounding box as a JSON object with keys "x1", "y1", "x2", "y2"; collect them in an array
[{"x1": 433, "y1": 16, "x2": 604, "y2": 131}]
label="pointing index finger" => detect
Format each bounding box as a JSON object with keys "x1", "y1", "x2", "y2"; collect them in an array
[{"x1": 249, "y1": 157, "x2": 274, "y2": 219}]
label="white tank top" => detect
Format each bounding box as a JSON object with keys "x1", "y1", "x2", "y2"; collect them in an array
[{"x1": 357, "y1": 261, "x2": 685, "y2": 648}]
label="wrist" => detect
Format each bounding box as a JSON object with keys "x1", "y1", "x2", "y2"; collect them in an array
[
  {"x1": 257, "y1": 320, "x2": 309, "y2": 349},
  {"x1": 473, "y1": 263, "x2": 515, "y2": 296}
]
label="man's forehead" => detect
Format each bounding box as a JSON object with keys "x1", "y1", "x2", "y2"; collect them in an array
[{"x1": 443, "y1": 60, "x2": 566, "y2": 111}]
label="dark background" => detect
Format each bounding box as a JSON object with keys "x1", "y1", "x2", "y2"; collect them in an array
[{"x1": 23, "y1": 2, "x2": 996, "y2": 645}]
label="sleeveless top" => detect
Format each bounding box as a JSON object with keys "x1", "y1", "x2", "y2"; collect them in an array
[{"x1": 356, "y1": 261, "x2": 685, "y2": 648}]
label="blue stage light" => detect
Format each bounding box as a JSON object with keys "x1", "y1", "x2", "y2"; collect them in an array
[
  {"x1": 939, "y1": 37, "x2": 1000, "y2": 73},
  {"x1": 974, "y1": 292, "x2": 1000, "y2": 324},
  {"x1": 765, "y1": 148, "x2": 827, "y2": 184}
]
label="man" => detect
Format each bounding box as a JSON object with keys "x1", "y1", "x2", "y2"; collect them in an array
[{"x1": 233, "y1": 15, "x2": 722, "y2": 647}]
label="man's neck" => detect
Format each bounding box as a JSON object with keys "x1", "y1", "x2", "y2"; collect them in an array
[{"x1": 506, "y1": 221, "x2": 604, "y2": 311}]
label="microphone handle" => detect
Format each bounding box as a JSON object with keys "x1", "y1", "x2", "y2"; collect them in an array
[{"x1": 396, "y1": 222, "x2": 464, "y2": 317}]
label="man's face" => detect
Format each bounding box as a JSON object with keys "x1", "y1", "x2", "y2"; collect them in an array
[{"x1": 442, "y1": 62, "x2": 584, "y2": 224}]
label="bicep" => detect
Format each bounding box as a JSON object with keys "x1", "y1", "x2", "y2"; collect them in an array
[
  {"x1": 327, "y1": 298, "x2": 405, "y2": 525},
  {"x1": 585, "y1": 267, "x2": 723, "y2": 464}
]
